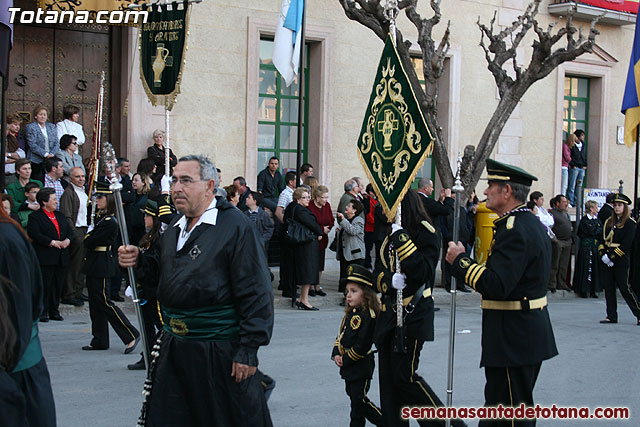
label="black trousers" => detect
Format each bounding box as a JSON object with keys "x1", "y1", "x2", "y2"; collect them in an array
[
  {"x1": 480, "y1": 364, "x2": 541, "y2": 427},
  {"x1": 86, "y1": 276, "x2": 139, "y2": 348},
  {"x1": 41, "y1": 264, "x2": 67, "y2": 317},
  {"x1": 378, "y1": 336, "x2": 465, "y2": 427},
  {"x1": 64, "y1": 226, "x2": 87, "y2": 300},
  {"x1": 345, "y1": 378, "x2": 384, "y2": 427},
  {"x1": 364, "y1": 231, "x2": 375, "y2": 269},
  {"x1": 141, "y1": 297, "x2": 162, "y2": 356},
  {"x1": 601, "y1": 262, "x2": 640, "y2": 322}
]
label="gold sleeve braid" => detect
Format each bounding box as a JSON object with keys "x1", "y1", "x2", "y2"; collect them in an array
[
  {"x1": 464, "y1": 263, "x2": 487, "y2": 290},
  {"x1": 396, "y1": 239, "x2": 417, "y2": 261}
]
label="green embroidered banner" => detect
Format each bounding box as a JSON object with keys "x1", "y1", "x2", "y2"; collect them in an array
[
  {"x1": 139, "y1": 0, "x2": 189, "y2": 110},
  {"x1": 357, "y1": 35, "x2": 435, "y2": 222}
]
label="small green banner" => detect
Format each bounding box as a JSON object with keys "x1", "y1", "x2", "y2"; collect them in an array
[
  {"x1": 139, "y1": 0, "x2": 189, "y2": 110},
  {"x1": 357, "y1": 35, "x2": 435, "y2": 222}
]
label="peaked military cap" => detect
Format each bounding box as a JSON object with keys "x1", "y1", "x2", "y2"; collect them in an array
[
  {"x1": 485, "y1": 158, "x2": 538, "y2": 187},
  {"x1": 613, "y1": 193, "x2": 632, "y2": 205},
  {"x1": 95, "y1": 180, "x2": 113, "y2": 195},
  {"x1": 141, "y1": 199, "x2": 159, "y2": 217},
  {"x1": 346, "y1": 264, "x2": 374, "y2": 288}
]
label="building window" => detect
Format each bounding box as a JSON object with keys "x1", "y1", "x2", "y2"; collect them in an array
[
  {"x1": 563, "y1": 76, "x2": 589, "y2": 144},
  {"x1": 410, "y1": 56, "x2": 435, "y2": 189},
  {"x1": 258, "y1": 39, "x2": 309, "y2": 173}
]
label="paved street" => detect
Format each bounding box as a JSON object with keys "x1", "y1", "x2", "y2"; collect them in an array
[{"x1": 40, "y1": 272, "x2": 639, "y2": 427}]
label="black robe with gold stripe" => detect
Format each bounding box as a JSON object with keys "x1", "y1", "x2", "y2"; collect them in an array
[
  {"x1": 373, "y1": 222, "x2": 438, "y2": 346},
  {"x1": 450, "y1": 207, "x2": 558, "y2": 367},
  {"x1": 331, "y1": 306, "x2": 376, "y2": 381}
]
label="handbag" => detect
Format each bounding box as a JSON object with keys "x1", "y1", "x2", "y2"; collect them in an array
[{"x1": 285, "y1": 205, "x2": 315, "y2": 244}]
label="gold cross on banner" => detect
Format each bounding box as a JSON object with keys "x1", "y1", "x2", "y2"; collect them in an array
[{"x1": 377, "y1": 109, "x2": 399, "y2": 151}]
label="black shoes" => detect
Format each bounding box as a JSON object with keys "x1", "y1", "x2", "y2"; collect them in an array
[
  {"x1": 309, "y1": 289, "x2": 316, "y2": 297},
  {"x1": 548, "y1": 288, "x2": 557, "y2": 293},
  {"x1": 39, "y1": 316, "x2": 49, "y2": 323},
  {"x1": 49, "y1": 313, "x2": 64, "y2": 321},
  {"x1": 599, "y1": 318, "x2": 617, "y2": 324},
  {"x1": 127, "y1": 358, "x2": 146, "y2": 370},
  {"x1": 80, "y1": 294, "x2": 89, "y2": 302},
  {"x1": 82, "y1": 345, "x2": 108, "y2": 350},
  {"x1": 296, "y1": 301, "x2": 319, "y2": 311},
  {"x1": 316, "y1": 288, "x2": 327, "y2": 297},
  {"x1": 124, "y1": 336, "x2": 141, "y2": 354}
]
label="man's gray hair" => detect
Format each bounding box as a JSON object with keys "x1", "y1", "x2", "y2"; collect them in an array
[
  {"x1": 417, "y1": 177, "x2": 432, "y2": 189},
  {"x1": 344, "y1": 179, "x2": 356, "y2": 192},
  {"x1": 497, "y1": 181, "x2": 530, "y2": 203},
  {"x1": 179, "y1": 155, "x2": 218, "y2": 191}
]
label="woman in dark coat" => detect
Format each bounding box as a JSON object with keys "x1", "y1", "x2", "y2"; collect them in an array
[
  {"x1": 283, "y1": 187, "x2": 323, "y2": 310},
  {"x1": 147, "y1": 129, "x2": 177, "y2": 184},
  {"x1": 27, "y1": 187, "x2": 72, "y2": 322},
  {"x1": 307, "y1": 184, "x2": 333, "y2": 296},
  {"x1": 573, "y1": 200, "x2": 602, "y2": 298}
]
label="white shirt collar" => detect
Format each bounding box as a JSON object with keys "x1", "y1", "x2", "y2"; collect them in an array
[
  {"x1": 174, "y1": 198, "x2": 218, "y2": 231},
  {"x1": 587, "y1": 213, "x2": 597, "y2": 220}
]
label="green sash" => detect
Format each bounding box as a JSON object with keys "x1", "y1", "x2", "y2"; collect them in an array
[
  {"x1": 162, "y1": 304, "x2": 240, "y2": 341},
  {"x1": 12, "y1": 322, "x2": 43, "y2": 373}
]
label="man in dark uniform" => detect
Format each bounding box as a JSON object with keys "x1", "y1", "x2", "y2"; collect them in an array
[
  {"x1": 446, "y1": 159, "x2": 558, "y2": 426},
  {"x1": 119, "y1": 154, "x2": 274, "y2": 427}
]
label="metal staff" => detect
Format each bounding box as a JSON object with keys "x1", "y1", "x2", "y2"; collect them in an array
[
  {"x1": 445, "y1": 156, "x2": 464, "y2": 427},
  {"x1": 88, "y1": 73, "x2": 106, "y2": 228},
  {"x1": 103, "y1": 143, "x2": 150, "y2": 370},
  {"x1": 164, "y1": 97, "x2": 170, "y2": 178},
  {"x1": 383, "y1": 0, "x2": 406, "y2": 348}
]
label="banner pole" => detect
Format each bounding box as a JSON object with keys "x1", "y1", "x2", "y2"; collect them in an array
[
  {"x1": 165, "y1": 98, "x2": 170, "y2": 178},
  {"x1": 295, "y1": 1, "x2": 306, "y2": 185},
  {"x1": 634, "y1": 126, "x2": 639, "y2": 218}
]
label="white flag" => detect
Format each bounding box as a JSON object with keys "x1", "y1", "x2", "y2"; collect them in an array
[{"x1": 272, "y1": 0, "x2": 304, "y2": 87}]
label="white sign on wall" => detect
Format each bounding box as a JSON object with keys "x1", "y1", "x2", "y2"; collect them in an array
[{"x1": 583, "y1": 188, "x2": 617, "y2": 210}]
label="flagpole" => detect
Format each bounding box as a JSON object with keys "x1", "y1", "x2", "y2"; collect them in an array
[
  {"x1": 634, "y1": 126, "x2": 639, "y2": 218},
  {"x1": 295, "y1": 1, "x2": 306, "y2": 185}
]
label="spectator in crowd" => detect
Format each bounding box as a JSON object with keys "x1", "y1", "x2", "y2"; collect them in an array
[
  {"x1": 4, "y1": 113, "x2": 26, "y2": 186},
  {"x1": 337, "y1": 179, "x2": 359, "y2": 215},
  {"x1": 416, "y1": 178, "x2": 453, "y2": 290},
  {"x1": 25, "y1": 105, "x2": 60, "y2": 182},
  {"x1": 548, "y1": 194, "x2": 572, "y2": 292},
  {"x1": 215, "y1": 168, "x2": 227, "y2": 198},
  {"x1": 257, "y1": 156, "x2": 284, "y2": 212},
  {"x1": 567, "y1": 129, "x2": 588, "y2": 207},
  {"x1": 337, "y1": 199, "x2": 366, "y2": 292},
  {"x1": 59, "y1": 167, "x2": 88, "y2": 307},
  {"x1": 526, "y1": 201, "x2": 538, "y2": 214},
  {"x1": 147, "y1": 129, "x2": 177, "y2": 184},
  {"x1": 119, "y1": 157, "x2": 132, "y2": 179},
  {"x1": 58, "y1": 134, "x2": 85, "y2": 182},
  {"x1": 224, "y1": 185, "x2": 239, "y2": 207},
  {"x1": 573, "y1": 200, "x2": 602, "y2": 298},
  {"x1": 42, "y1": 157, "x2": 67, "y2": 210},
  {"x1": 6, "y1": 159, "x2": 43, "y2": 214},
  {"x1": 598, "y1": 192, "x2": 615, "y2": 226},
  {"x1": 362, "y1": 183, "x2": 378, "y2": 269},
  {"x1": 308, "y1": 184, "x2": 333, "y2": 296},
  {"x1": 275, "y1": 170, "x2": 297, "y2": 223},
  {"x1": 300, "y1": 162, "x2": 314, "y2": 184},
  {"x1": 561, "y1": 134, "x2": 576, "y2": 197},
  {"x1": 303, "y1": 176, "x2": 318, "y2": 195},
  {"x1": 599, "y1": 193, "x2": 640, "y2": 325},
  {"x1": 128, "y1": 172, "x2": 150, "y2": 247},
  {"x1": 284, "y1": 187, "x2": 323, "y2": 310},
  {"x1": 233, "y1": 176, "x2": 252, "y2": 212},
  {"x1": 136, "y1": 157, "x2": 157, "y2": 180},
  {"x1": 16, "y1": 182, "x2": 40, "y2": 228},
  {"x1": 27, "y1": 187, "x2": 71, "y2": 322},
  {"x1": 530, "y1": 191, "x2": 555, "y2": 239},
  {"x1": 56, "y1": 104, "x2": 85, "y2": 153},
  {"x1": 1, "y1": 194, "x2": 21, "y2": 223},
  {"x1": 245, "y1": 191, "x2": 274, "y2": 255}
]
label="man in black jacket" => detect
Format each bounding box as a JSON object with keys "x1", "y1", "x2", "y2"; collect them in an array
[
  {"x1": 447, "y1": 159, "x2": 558, "y2": 426},
  {"x1": 567, "y1": 129, "x2": 587, "y2": 206},
  {"x1": 118, "y1": 155, "x2": 274, "y2": 427},
  {"x1": 257, "y1": 156, "x2": 284, "y2": 212},
  {"x1": 417, "y1": 178, "x2": 453, "y2": 289}
]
